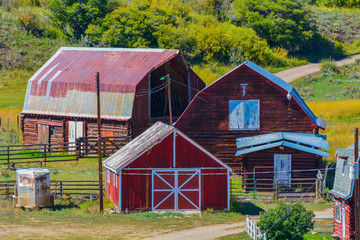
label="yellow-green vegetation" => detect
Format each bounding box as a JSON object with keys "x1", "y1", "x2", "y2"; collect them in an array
[{"x1": 0, "y1": 198, "x2": 245, "y2": 240}]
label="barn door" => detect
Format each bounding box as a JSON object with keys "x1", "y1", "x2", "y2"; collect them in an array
[
  {"x1": 68, "y1": 121, "x2": 83, "y2": 152},
  {"x1": 274, "y1": 154, "x2": 291, "y2": 188},
  {"x1": 152, "y1": 170, "x2": 200, "y2": 211},
  {"x1": 37, "y1": 124, "x2": 50, "y2": 145}
]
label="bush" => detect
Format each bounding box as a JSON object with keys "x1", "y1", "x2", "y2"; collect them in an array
[
  {"x1": 17, "y1": 8, "x2": 44, "y2": 37},
  {"x1": 257, "y1": 201, "x2": 315, "y2": 240}
]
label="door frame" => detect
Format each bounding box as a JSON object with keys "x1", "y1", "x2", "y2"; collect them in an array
[
  {"x1": 274, "y1": 154, "x2": 291, "y2": 188},
  {"x1": 151, "y1": 169, "x2": 201, "y2": 211}
]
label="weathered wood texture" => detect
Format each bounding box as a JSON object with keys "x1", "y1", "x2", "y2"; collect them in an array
[
  {"x1": 22, "y1": 116, "x2": 131, "y2": 144},
  {"x1": 175, "y1": 64, "x2": 321, "y2": 173},
  {"x1": 333, "y1": 196, "x2": 355, "y2": 240}
]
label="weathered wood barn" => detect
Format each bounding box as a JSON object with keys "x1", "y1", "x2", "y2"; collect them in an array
[
  {"x1": 329, "y1": 145, "x2": 358, "y2": 240},
  {"x1": 174, "y1": 60, "x2": 329, "y2": 181},
  {"x1": 21, "y1": 47, "x2": 205, "y2": 145},
  {"x1": 103, "y1": 122, "x2": 231, "y2": 211}
]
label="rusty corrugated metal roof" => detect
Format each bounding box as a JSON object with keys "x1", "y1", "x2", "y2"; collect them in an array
[{"x1": 22, "y1": 47, "x2": 180, "y2": 120}]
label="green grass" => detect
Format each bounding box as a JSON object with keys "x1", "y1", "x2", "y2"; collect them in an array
[
  {"x1": 304, "y1": 233, "x2": 334, "y2": 240},
  {"x1": 0, "y1": 198, "x2": 245, "y2": 239},
  {"x1": 216, "y1": 232, "x2": 252, "y2": 240}
]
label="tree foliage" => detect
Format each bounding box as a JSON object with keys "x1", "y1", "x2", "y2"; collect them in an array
[
  {"x1": 257, "y1": 202, "x2": 315, "y2": 240},
  {"x1": 233, "y1": 0, "x2": 315, "y2": 51},
  {"x1": 46, "y1": 0, "x2": 110, "y2": 40}
]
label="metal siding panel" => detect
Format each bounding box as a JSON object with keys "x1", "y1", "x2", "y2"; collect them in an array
[{"x1": 22, "y1": 48, "x2": 183, "y2": 119}]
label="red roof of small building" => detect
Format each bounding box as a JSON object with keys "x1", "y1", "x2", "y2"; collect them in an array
[{"x1": 22, "y1": 47, "x2": 183, "y2": 120}]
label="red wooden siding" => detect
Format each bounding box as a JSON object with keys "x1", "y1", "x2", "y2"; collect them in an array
[
  {"x1": 333, "y1": 196, "x2": 355, "y2": 240},
  {"x1": 176, "y1": 135, "x2": 220, "y2": 168},
  {"x1": 121, "y1": 169, "x2": 151, "y2": 211},
  {"x1": 126, "y1": 133, "x2": 174, "y2": 168},
  {"x1": 201, "y1": 169, "x2": 228, "y2": 210},
  {"x1": 175, "y1": 64, "x2": 320, "y2": 173},
  {"x1": 106, "y1": 171, "x2": 120, "y2": 208}
]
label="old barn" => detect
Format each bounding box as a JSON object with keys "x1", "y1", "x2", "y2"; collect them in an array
[
  {"x1": 174, "y1": 60, "x2": 328, "y2": 181},
  {"x1": 329, "y1": 145, "x2": 358, "y2": 240},
  {"x1": 21, "y1": 47, "x2": 205, "y2": 145},
  {"x1": 103, "y1": 122, "x2": 231, "y2": 211}
]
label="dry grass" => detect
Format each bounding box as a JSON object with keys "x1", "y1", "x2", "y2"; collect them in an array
[
  {"x1": 308, "y1": 100, "x2": 360, "y2": 124},
  {"x1": 0, "y1": 108, "x2": 22, "y2": 129}
]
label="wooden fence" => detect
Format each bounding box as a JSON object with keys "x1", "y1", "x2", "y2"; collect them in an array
[
  {"x1": 0, "y1": 180, "x2": 103, "y2": 199},
  {"x1": 0, "y1": 136, "x2": 129, "y2": 167}
]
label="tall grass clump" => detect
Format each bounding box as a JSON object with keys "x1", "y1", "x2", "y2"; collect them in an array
[{"x1": 308, "y1": 100, "x2": 360, "y2": 124}]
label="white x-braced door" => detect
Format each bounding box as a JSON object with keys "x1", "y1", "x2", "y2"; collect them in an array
[{"x1": 152, "y1": 170, "x2": 200, "y2": 211}]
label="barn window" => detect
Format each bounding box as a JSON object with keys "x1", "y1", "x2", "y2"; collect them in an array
[
  {"x1": 113, "y1": 173, "x2": 116, "y2": 187},
  {"x1": 107, "y1": 170, "x2": 110, "y2": 183},
  {"x1": 335, "y1": 204, "x2": 341, "y2": 222},
  {"x1": 342, "y1": 160, "x2": 348, "y2": 175},
  {"x1": 229, "y1": 100, "x2": 260, "y2": 130}
]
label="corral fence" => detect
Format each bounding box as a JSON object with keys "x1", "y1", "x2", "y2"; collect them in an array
[
  {"x1": 0, "y1": 136, "x2": 129, "y2": 167},
  {"x1": 230, "y1": 169, "x2": 326, "y2": 201},
  {"x1": 0, "y1": 180, "x2": 104, "y2": 199},
  {"x1": 246, "y1": 216, "x2": 333, "y2": 240}
]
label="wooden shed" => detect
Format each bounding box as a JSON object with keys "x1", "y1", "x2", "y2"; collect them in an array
[
  {"x1": 21, "y1": 47, "x2": 205, "y2": 145},
  {"x1": 103, "y1": 122, "x2": 231, "y2": 211},
  {"x1": 174, "y1": 60, "x2": 327, "y2": 176},
  {"x1": 329, "y1": 146, "x2": 358, "y2": 240}
]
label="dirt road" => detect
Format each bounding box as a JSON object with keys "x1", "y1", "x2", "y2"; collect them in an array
[
  {"x1": 275, "y1": 54, "x2": 360, "y2": 83},
  {"x1": 143, "y1": 222, "x2": 246, "y2": 240},
  {"x1": 143, "y1": 208, "x2": 333, "y2": 240}
]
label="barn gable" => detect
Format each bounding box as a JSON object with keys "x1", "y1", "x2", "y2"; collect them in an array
[
  {"x1": 103, "y1": 122, "x2": 231, "y2": 172},
  {"x1": 22, "y1": 47, "x2": 204, "y2": 120}
]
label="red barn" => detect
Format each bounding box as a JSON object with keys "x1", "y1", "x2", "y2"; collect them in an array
[
  {"x1": 329, "y1": 145, "x2": 358, "y2": 240},
  {"x1": 21, "y1": 47, "x2": 205, "y2": 145},
  {"x1": 103, "y1": 122, "x2": 231, "y2": 211},
  {"x1": 174, "y1": 60, "x2": 328, "y2": 181}
]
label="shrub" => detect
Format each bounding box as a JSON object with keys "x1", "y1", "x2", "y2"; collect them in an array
[
  {"x1": 17, "y1": 8, "x2": 44, "y2": 37},
  {"x1": 257, "y1": 201, "x2": 314, "y2": 240},
  {"x1": 320, "y1": 60, "x2": 340, "y2": 74}
]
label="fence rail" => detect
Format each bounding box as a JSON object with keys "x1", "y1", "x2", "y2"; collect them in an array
[
  {"x1": 0, "y1": 136, "x2": 129, "y2": 167},
  {"x1": 0, "y1": 180, "x2": 104, "y2": 199}
]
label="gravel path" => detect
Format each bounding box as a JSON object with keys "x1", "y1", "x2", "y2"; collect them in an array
[{"x1": 275, "y1": 54, "x2": 360, "y2": 83}]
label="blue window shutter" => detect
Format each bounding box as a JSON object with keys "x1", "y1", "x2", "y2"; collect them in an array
[
  {"x1": 245, "y1": 101, "x2": 259, "y2": 129},
  {"x1": 229, "y1": 101, "x2": 244, "y2": 130}
]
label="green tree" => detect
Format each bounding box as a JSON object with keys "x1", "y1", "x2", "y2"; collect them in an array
[
  {"x1": 86, "y1": 5, "x2": 176, "y2": 48},
  {"x1": 233, "y1": 0, "x2": 315, "y2": 51},
  {"x1": 257, "y1": 202, "x2": 315, "y2": 240},
  {"x1": 46, "y1": 0, "x2": 110, "y2": 40}
]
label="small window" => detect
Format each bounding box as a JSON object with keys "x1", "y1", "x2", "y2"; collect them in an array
[
  {"x1": 342, "y1": 160, "x2": 348, "y2": 175},
  {"x1": 229, "y1": 100, "x2": 260, "y2": 130},
  {"x1": 49, "y1": 126, "x2": 55, "y2": 136},
  {"x1": 113, "y1": 173, "x2": 116, "y2": 187},
  {"x1": 107, "y1": 170, "x2": 110, "y2": 183},
  {"x1": 335, "y1": 204, "x2": 341, "y2": 222}
]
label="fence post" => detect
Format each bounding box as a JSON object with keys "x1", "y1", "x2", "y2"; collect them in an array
[
  {"x1": 253, "y1": 218, "x2": 257, "y2": 240},
  {"x1": 315, "y1": 179, "x2": 319, "y2": 201},
  {"x1": 17, "y1": 115, "x2": 19, "y2": 130},
  {"x1": 7, "y1": 146, "x2": 10, "y2": 168},
  {"x1": 60, "y1": 181, "x2": 63, "y2": 197},
  {"x1": 274, "y1": 180, "x2": 278, "y2": 201},
  {"x1": 254, "y1": 179, "x2": 257, "y2": 200},
  {"x1": 76, "y1": 138, "x2": 80, "y2": 161},
  {"x1": 43, "y1": 144, "x2": 47, "y2": 167}
]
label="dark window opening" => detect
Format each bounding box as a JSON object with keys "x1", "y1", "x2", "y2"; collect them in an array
[{"x1": 150, "y1": 64, "x2": 189, "y2": 118}]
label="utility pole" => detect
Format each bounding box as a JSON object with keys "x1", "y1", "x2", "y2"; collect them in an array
[
  {"x1": 96, "y1": 72, "x2": 104, "y2": 213},
  {"x1": 355, "y1": 127, "x2": 359, "y2": 240},
  {"x1": 167, "y1": 74, "x2": 172, "y2": 126}
]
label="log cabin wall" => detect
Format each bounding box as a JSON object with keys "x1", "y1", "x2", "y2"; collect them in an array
[
  {"x1": 333, "y1": 196, "x2": 355, "y2": 240},
  {"x1": 175, "y1": 64, "x2": 322, "y2": 173},
  {"x1": 21, "y1": 115, "x2": 131, "y2": 144}
]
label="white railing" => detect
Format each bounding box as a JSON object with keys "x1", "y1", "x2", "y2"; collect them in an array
[{"x1": 246, "y1": 216, "x2": 267, "y2": 240}]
